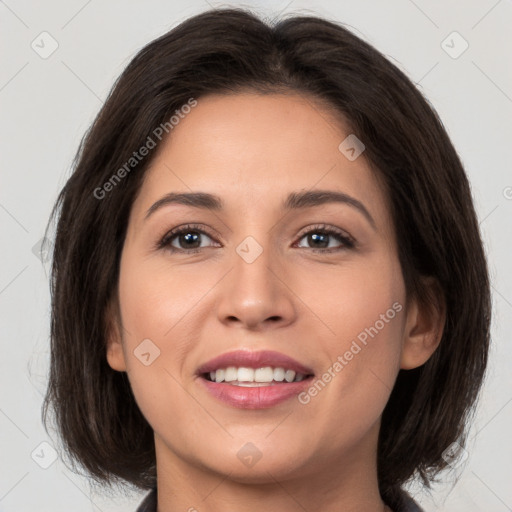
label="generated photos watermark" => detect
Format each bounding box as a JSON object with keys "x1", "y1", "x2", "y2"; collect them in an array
[
  {"x1": 93, "y1": 97, "x2": 197, "y2": 200},
  {"x1": 298, "y1": 301, "x2": 403, "y2": 404}
]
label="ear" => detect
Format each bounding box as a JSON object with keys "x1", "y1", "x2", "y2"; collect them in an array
[
  {"x1": 400, "y1": 277, "x2": 446, "y2": 370},
  {"x1": 105, "y1": 298, "x2": 127, "y2": 372}
]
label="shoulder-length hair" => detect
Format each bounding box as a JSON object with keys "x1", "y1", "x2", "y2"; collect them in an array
[{"x1": 42, "y1": 7, "x2": 491, "y2": 502}]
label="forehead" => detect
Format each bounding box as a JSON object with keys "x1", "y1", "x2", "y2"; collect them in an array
[{"x1": 132, "y1": 92, "x2": 391, "y2": 231}]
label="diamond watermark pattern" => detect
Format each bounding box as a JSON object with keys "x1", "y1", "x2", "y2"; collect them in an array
[
  {"x1": 31, "y1": 441, "x2": 58, "y2": 469},
  {"x1": 441, "y1": 441, "x2": 469, "y2": 469},
  {"x1": 236, "y1": 236, "x2": 263, "y2": 263},
  {"x1": 31, "y1": 31, "x2": 59, "y2": 59},
  {"x1": 31, "y1": 237, "x2": 51, "y2": 263},
  {"x1": 338, "y1": 134, "x2": 365, "y2": 161},
  {"x1": 237, "y1": 442, "x2": 263, "y2": 468},
  {"x1": 441, "y1": 31, "x2": 469, "y2": 59},
  {"x1": 134, "y1": 338, "x2": 161, "y2": 366}
]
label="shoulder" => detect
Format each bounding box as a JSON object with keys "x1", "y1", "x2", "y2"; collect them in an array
[
  {"x1": 387, "y1": 488, "x2": 425, "y2": 512},
  {"x1": 135, "y1": 488, "x2": 157, "y2": 512}
]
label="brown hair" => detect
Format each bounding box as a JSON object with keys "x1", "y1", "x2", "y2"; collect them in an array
[{"x1": 42, "y1": 7, "x2": 491, "y2": 502}]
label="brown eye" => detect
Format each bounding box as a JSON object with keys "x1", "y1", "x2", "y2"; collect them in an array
[
  {"x1": 295, "y1": 225, "x2": 355, "y2": 253},
  {"x1": 158, "y1": 224, "x2": 219, "y2": 253}
]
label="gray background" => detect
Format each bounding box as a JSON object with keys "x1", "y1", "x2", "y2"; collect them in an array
[{"x1": 1, "y1": 0, "x2": 511, "y2": 511}]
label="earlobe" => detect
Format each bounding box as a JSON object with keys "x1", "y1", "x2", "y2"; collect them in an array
[
  {"x1": 106, "y1": 337, "x2": 127, "y2": 372},
  {"x1": 400, "y1": 277, "x2": 446, "y2": 370},
  {"x1": 104, "y1": 299, "x2": 127, "y2": 372}
]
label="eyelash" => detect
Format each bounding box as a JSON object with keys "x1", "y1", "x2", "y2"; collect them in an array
[{"x1": 157, "y1": 223, "x2": 356, "y2": 255}]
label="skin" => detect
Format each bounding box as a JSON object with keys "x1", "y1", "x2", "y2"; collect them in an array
[{"x1": 106, "y1": 92, "x2": 444, "y2": 512}]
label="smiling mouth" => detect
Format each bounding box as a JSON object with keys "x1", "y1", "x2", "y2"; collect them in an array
[{"x1": 201, "y1": 366, "x2": 314, "y2": 386}]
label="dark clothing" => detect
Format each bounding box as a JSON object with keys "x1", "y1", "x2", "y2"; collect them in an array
[
  {"x1": 136, "y1": 488, "x2": 156, "y2": 512},
  {"x1": 136, "y1": 487, "x2": 424, "y2": 511}
]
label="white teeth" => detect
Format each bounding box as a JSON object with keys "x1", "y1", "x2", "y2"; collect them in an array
[
  {"x1": 273, "y1": 367, "x2": 285, "y2": 382},
  {"x1": 206, "y1": 366, "x2": 307, "y2": 384},
  {"x1": 215, "y1": 369, "x2": 225, "y2": 383},
  {"x1": 254, "y1": 367, "x2": 274, "y2": 382},
  {"x1": 284, "y1": 370, "x2": 296, "y2": 382},
  {"x1": 224, "y1": 366, "x2": 237, "y2": 382},
  {"x1": 237, "y1": 367, "x2": 254, "y2": 382}
]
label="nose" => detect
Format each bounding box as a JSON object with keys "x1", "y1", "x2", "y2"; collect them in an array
[{"x1": 215, "y1": 239, "x2": 297, "y2": 332}]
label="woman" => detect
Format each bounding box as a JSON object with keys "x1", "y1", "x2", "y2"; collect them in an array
[{"x1": 42, "y1": 8, "x2": 491, "y2": 512}]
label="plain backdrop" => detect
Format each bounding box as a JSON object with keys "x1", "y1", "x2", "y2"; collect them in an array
[{"x1": 1, "y1": 1, "x2": 511, "y2": 511}]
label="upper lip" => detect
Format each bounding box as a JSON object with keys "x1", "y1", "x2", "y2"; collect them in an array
[{"x1": 197, "y1": 349, "x2": 314, "y2": 376}]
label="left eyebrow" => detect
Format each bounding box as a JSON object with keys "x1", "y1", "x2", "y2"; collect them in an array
[{"x1": 144, "y1": 189, "x2": 376, "y2": 230}]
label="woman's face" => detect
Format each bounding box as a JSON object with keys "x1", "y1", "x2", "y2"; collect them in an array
[{"x1": 107, "y1": 92, "x2": 422, "y2": 483}]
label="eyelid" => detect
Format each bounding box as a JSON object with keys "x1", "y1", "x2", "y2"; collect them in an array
[
  {"x1": 156, "y1": 223, "x2": 220, "y2": 250},
  {"x1": 157, "y1": 223, "x2": 356, "y2": 253},
  {"x1": 292, "y1": 224, "x2": 356, "y2": 253},
  {"x1": 295, "y1": 223, "x2": 355, "y2": 244}
]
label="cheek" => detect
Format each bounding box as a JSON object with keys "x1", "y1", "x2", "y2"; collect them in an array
[
  {"x1": 115, "y1": 249, "x2": 222, "y2": 421},
  {"x1": 115, "y1": 253, "x2": 199, "y2": 436},
  {"x1": 298, "y1": 250, "x2": 405, "y2": 351},
  {"x1": 299, "y1": 254, "x2": 405, "y2": 435},
  {"x1": 118, "y1": 259, "x2": 184, "y2": 341},
  {"x1": 338, "y1": 264, "x2": 404, "y2": 363},
  {"x1": 117, "y1": 251, "x2": 213, "y2": 357}
]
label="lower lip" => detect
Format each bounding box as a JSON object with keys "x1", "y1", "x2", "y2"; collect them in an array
[{"x1": 198, "y1": 377, "x2": 314, "y2": 409}]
